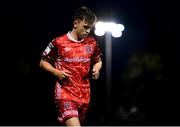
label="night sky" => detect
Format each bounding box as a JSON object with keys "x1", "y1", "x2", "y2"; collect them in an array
[{"x1": 1, "y1": 0, "x2": 180, "y2": 125}]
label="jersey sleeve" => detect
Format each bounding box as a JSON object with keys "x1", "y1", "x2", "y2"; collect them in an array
[
  {"x1": 92, "y1": 42, "x2": 102, "y2": 63},
  {"x1": 41, "y1": 38, "x2": 58, "y2": 59}
]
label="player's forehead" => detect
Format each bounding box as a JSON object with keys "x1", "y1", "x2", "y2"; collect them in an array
[{"x1": 79, "y1": 19, "x2": 94, "y2": 27}]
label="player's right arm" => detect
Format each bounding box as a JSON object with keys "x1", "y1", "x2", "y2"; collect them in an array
[
  {"x1": 40, "y1": 57, "x2": 72, "y2": 80},
  {"x1": 40, "y1": 56, "x2": 59, "y2": 77},
  {"x1": 40, "y1": 38, "x2": 72, "y2": 80}
]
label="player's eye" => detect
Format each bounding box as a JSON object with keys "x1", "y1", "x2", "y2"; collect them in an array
[{"x1": 83, "y1": 26, "x2": 91, "y2": 29}]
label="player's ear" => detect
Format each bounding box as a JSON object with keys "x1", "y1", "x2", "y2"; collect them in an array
[{"x1": 73, "y1": 20, "x2": 78, "y2": 28}]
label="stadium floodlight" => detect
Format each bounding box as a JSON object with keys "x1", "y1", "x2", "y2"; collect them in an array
[{"x1": 94, "y1": 21, "x2": 125, "y2": 37}]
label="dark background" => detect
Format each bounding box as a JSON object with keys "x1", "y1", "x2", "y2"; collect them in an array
[{"x1": 1, "y1": 0, "x2": 179, "y2": 126}]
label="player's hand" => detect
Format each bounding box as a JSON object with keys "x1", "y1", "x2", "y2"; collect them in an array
[
  {"x1": 55, "y1": 69, "x2": 72, "y2": 80},
  {"x1": 92, "y1": 67, "x2": 100, "y2": 80}
]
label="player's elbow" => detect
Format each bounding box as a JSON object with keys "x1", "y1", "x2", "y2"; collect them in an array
[{"x1": 39, "y1": 59, "x2": 44, "y2": 69}]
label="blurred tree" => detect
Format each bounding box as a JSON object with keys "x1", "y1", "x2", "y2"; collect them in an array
[{"x1": 117, "y1": 51, "x2": 163, "y2": 122}]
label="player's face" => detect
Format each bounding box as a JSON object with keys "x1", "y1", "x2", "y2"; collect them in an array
[{"x1": 75, "y1": 20, "x2": 94, "y2": 40}]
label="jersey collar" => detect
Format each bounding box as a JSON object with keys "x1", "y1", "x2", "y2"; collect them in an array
[{"x1": 67, "y1": 31, "x2": 84, "y2": 43}]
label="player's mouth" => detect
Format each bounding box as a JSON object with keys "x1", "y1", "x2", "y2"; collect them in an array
[{"x1": 83, "y1": 34, "x2": 87, "y2": 38}]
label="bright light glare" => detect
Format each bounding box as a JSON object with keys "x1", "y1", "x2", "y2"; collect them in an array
[
  {"x1": 94, "y1": 21, "x2": 125, "y2": 38},
  {"x1": 95, "y1": 21, "x2": 104, "y2": 30},
  {"x1": 94, "y1": 29, "x2": 105, "y2": 36},
  {"x1": 116, "y1": 24, "x2": 125, "y2": 31},
  {"x1": 112, "y1": 31, "x2": 122, "y2": 37}
]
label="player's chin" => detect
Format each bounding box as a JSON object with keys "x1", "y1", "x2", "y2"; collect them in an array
[
  {"x1": 92, "y1": 75, "x2": 99, "y2": 80},
  {"x1": 92, "y1": 76, "x2": 95, "y2": 79},
  {"x1": 79, "y1": 36, "x2": 85, "y2": 40},
  {"x1": 82, "y1": 34, "x2": 88, "y2": 38}
]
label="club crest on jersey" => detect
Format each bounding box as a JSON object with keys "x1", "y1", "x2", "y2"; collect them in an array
[{"x1": 85, "y1": 45, "x2": 92, "y2": 54}]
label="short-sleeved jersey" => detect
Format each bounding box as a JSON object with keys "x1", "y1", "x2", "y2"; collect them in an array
[{"x1": 42, "y1": 32, "x2": 102, "y2": 104}]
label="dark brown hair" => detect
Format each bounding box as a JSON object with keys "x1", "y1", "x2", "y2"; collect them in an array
[{"x1": 73, "y1": 6, "x2": 97, "y2": 25}]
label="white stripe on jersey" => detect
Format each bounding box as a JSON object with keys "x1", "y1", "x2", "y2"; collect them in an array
[{"x1": 44, "y1": 46, "x2": 50, "y2": 55}]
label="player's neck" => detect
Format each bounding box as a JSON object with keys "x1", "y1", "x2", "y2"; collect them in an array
[
  {"x1": 67, "y1": 31, "x2": 84, "y2": 43},
  {"x1": 70, "y1": 29, "x2": 84, "y2": 42},
  {"x1": 69, "y1": 30, "x2": 77, "y2": 39}
]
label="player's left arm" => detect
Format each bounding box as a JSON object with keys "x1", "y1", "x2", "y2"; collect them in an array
[{"x1": 92, "y1": 57, "x2": 102, "y2": 79}]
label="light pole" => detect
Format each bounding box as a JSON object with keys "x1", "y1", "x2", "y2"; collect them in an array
[
  {"x1": 105, "y1": 32, "x2": 113, "y2": 119},
  {"x1": 94, "y1": 21, "x2": 125, "y2": 120}
]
